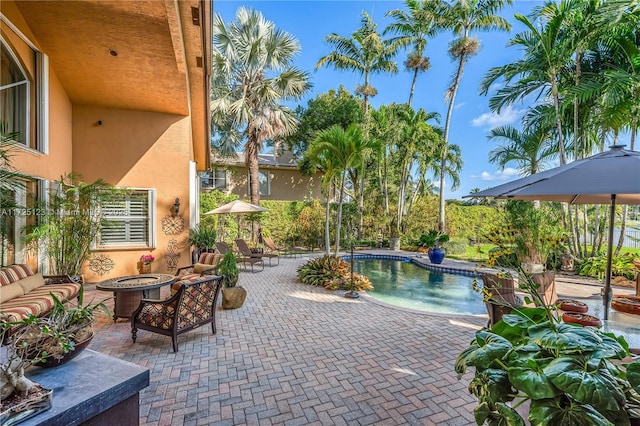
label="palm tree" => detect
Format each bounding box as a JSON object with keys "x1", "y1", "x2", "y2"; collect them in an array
[
  {"x1": 436, "y1": 0, "x2": 512, "y2": 233},
  {"x1": 210, "y1": 7, "x2": 311, "y2": 206},
  {"x1": 316, "y1": 11, "x2": 401, "y2": 236},
  {"x1": 305, "y1": 124, "x2": 365, "y2": 255},
  {"x1": 384, "y1": 0, "x2": 439, "y2": 106},
  {"x1": 480, "y1": 1, "x2": 581, "y2": 166},
  {"x1": 316, "y1": 11, "x2": 401, "y2": 115},
  {"x1": 487, "y1": 124, "x2": 557, "y2": 176}
]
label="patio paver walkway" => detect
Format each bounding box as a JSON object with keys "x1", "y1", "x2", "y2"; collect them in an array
[{"x1": 86, "y1": 253, "x2": 486, "y2": 425}]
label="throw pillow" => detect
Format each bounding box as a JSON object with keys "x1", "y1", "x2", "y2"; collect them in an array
[
  {"x1": 16, "y1": 273, "x2": 46, "y2": 294},
  {"x1": 193, "y1": 262, "x2": 216, "y2": 274},
  {"x1": 0, "y1": 282, "x2": 25, "y2": 303}
]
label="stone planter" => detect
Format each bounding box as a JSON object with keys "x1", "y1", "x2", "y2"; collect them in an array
[
  {"x1": 389, "y1": 237, "x2": 401, "y2": 251},
  {"x1": 222, "y1": 286, "x2": 247, "y2": 309}
]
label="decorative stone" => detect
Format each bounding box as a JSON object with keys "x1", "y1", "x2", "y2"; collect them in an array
[{"x1": 222, "y1": 286, "x2": 247, "y2": 309}]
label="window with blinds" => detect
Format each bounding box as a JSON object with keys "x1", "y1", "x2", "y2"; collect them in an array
[{"x1": 98, "y1": 190, "x2": 155, "y2": 248}]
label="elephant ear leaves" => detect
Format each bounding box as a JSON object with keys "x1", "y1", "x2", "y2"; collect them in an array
[{"x1": 455, "y1": 330, "x2": 512, "y2": 377}]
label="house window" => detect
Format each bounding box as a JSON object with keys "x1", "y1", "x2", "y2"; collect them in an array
[
  {"x1": 201, "y1": 168, "x2": 228, "y2": 190},
  {"x1": 0, "y1": 179, "x2": 40, "y2": 266},
  {"x1": 249, "y1": 171, "x2": 270, "y2": 196},
  {"x1": 98, "y1": 189, "x2": 156, "y2": 249},
  {"x1": 0, "y1": 40, "x2": 28, "y2": 144},
  {"x1": 0, "y1": 19, "x2": 48, "y2": 152}
]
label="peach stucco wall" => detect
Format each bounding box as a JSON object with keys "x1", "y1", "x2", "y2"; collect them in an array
[
  {"x1": 2, "y1": 3, "x2": 197, "y2": 282},
  {"x1": 73, "y1": 106, "x2": 194, "y2": 281}
]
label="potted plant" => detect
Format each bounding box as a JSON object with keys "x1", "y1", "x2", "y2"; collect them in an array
[
  {"x1": 0, "y1": 288, "x2": 109, "y2": 423},
  {"x1": 456, "y1": 272, "x2": 640, "y2": 425},
  {"x1": 419, "y1": 230, "x2": 449, "y2": 264},
  {"x1": 217, "y1": 251, "x2": 245, "y2": 309},
  {"x1": 188, "y1": 226, "x2": 217, "y2": 263},
  {"x1": 137, "y1": 254, "x2": 155, "y2": 274}
]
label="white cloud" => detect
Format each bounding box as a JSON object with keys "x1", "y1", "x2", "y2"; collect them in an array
[
  {"x1": 488, "y1": 82, "x2": 504, "y2": 93},
  {"x1": 454, "y1": 102, "x2": 466, "y2": 110},
  {"x1": 470, "y1": 105, "x2": 523, "y2": 129},
  {"x1": 470, "y1": 167, "x2": 519, "y2": 181}
]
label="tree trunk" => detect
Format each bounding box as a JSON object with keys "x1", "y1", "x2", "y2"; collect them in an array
[
  {"x1": 324, "y1": 195, "x2": 331, "y2": 256},
  {"x1": 439, "y1": 51, "x2": 465, "y2": 233},
  {"x1": 408, "y1": 67, "x2": 419, "y2": 107},
  {"x1": 334, "y1": 170, "x2": 347, "y2": 256},
  {"x1": 550, "y1": 76, "x2": 566, "y2": 165},
  {"x1": 615, "y1": 206, "x2": 627, "y2": 256}
]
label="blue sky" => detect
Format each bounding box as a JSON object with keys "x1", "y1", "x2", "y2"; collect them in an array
[{"x1": 213, "y1": 0, "x2": 548, "y2": 199}]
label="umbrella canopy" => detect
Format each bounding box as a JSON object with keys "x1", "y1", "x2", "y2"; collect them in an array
[
  {"x1": 466, "y1": 145, "x2": 640, "y2": 320},
  {"x1": 204, "y1": 200, "x2": 269, "y2": 215}
]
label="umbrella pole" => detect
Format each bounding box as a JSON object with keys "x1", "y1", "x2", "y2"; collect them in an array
[{"x1": 603, "y1": 194, "x2": 616, "y2": 320}]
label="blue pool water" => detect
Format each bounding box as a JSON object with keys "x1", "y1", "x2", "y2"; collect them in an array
[{"x1": 352, "y1": 258, "x2": 485, "y2": 315}]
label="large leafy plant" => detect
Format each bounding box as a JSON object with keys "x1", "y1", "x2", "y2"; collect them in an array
[
  {"x1": 297, "y1": 255, "x2": 373, "y2": 291},
  {"x1": 456, "y1": 275, "x2": 640, "y2": 425}
]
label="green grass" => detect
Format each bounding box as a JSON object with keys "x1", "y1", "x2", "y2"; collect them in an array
[{"x1": 447, "y1": 244, "x2": 494, "y2": 264}]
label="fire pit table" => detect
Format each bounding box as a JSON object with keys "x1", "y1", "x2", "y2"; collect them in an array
[{"x1": 97, "y1": 274, "x2": 176, "y2": 321}]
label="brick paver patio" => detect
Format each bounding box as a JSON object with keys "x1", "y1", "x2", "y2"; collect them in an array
[{"x1": 86, "y1": 253, "x2": 486, "y2": 425}]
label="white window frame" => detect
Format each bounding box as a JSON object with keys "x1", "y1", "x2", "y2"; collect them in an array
[
  {"x1": 97, "y1": 189, "x2": 156, "y2": 249},
  {"x1": 0, "y1": 14, "x2": 49, "y2": 153},
  {"x1": 201, "y1": 168, "x2": 229, "y2": 191},
  {"x1": 248, "y1": 170, "x2": 270, "y2": 196}
]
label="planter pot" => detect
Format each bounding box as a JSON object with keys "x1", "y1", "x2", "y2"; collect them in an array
[
  {"x1": 137, "y1": 261, "x2": 151, "y2": 274},
  {"x1": 557, "y1": 299, "x2": 589, "y2": 313},
  {"x1": 0, "y1": 385, "x2": 53, "y2": 426},
  {"x1": 389, "y1": 238, "x2": 401, "y2": 251},
  {"x1": 36, "y1": 332, "x2": 94, "y2": 368},
  {"x1": 612, "y1": 296, "x2": 640, "y2": 316},
  {"x1": 428, "y1": 248, "x2": 446, "y2": 264},
  {"x1": 562, "y1": 312, "x2": 602, "y2": 327},
  {"x1": 222, "y1": 286, "x2": 247, "y2": 309}
]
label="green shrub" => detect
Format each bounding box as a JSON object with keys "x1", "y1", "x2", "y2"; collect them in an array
[
  {"x1": 578, "y1": 252, "x2": 639, "y2": 280},
  {"x1": 296, "y1": 255, "x2": 373, "y2": 291}
]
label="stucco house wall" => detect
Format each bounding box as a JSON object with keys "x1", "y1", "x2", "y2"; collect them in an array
[{"x1": 1, "y1": 0, "x2": 210, "y2": 280}]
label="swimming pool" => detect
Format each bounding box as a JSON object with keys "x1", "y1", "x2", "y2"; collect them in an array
[{"x1": 351, "y1": 257, "x2": 485, "y2": 315}]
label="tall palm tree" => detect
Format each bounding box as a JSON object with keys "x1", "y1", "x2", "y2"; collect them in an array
[
  {"x1": 305, "y1": 124, "x2": 365, "y2": 255},
  {"x1": 436, "y1": 0, "x2": 512, "y2": 233},
  {"x1": 210, "y1": 7, "x2": 311, "y2": 206},
  {"x1": 480, "y1": 1, "x2": 581, "y2": 166},
  {"x1": 384, "y1": 0, "x2": 440, "y2": 106},
  {"x1": 487, "y1": 124, "x2": 557, "y2": 176},
  {"x1": 316, "y1": 11, "x2": 402, "y2": 237},
  {"x1": 316, "y1": 11, "x2": 401, "y2": 115}
]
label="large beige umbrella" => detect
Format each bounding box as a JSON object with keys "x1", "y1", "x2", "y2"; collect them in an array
[
  {"x1": 204, "y1": 200, "x2": 268, "y2": 241},
  {"x1": 467, "y1": 145, "x2": 640, "y2": 319},
  {"x1": 204, "y1": 200, "x2": 269, "y2": 215}
]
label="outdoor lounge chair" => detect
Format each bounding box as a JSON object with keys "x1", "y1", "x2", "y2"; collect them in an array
[
  {"x1": 236, "y1": 238, "x2": 279, "y2": 266},
  {"x1": 480, "y1": 273, "x2": 523, "y2": 327},
  {"x1": 131, "y1": 274, "x2": 224, "y2": 352},
  {"x1": 264, "y1": 236, "x2": 299, "y2": 258},
  {"x1": 217, "y1": 240, "x2": 264, "y2": 272}
]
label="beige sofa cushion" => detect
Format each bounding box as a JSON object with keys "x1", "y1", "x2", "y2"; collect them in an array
[
  {"x1": 0, "y1": 282, "x2": 25, "y2": 303},
  {"x1": 16, "y1": 273, "x2": 46, "y2": 294}
]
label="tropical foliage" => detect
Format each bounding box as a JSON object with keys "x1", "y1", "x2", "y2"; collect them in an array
[
  {"x1": 457, "y1": 271, "x2": 640, "y2": 425},
  {"x1": 296, "y1": 255, "x2": 373, "y2": 291}
]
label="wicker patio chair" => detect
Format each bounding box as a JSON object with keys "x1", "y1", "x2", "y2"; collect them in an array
[{"x1": 131, "y1": 274, "x2": 224, "y2": 352}]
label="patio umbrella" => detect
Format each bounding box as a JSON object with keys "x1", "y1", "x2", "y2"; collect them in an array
[
  {"x1": 204, "y1": 200, "x2": 269, "y2": 241},
  {"x1": 203, "y1": 200, "x2": 269, "y2": 215},
  {"x1": 467, "y1": 145, "x2": 640, "y2": 319}
]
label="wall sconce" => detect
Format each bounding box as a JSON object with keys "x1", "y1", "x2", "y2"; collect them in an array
[{"x1": 171, "y1": 198, "x2": 180, "y2": 217}]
